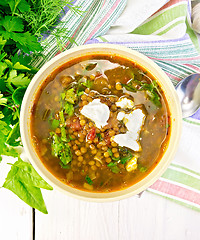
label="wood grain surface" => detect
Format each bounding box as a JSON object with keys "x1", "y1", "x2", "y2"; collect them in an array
[
  {"x1": 0, "y1": 188, "x2": 32, "y2": 240},
  {"x1": 34, "y1": 190, "x2": 200, "y2": 240},
  {"x1": 1, "y1": 182, "x2": 200, "y2": 240}
]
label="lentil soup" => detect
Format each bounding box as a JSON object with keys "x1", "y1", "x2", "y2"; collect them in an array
[{"x1": 30, "y1": 54, "x2": 171, "y2": 192}]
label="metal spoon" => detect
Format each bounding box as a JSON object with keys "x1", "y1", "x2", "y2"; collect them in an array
[{"x1": 175, "y1": 73, "x2": 200, "y2": 118}]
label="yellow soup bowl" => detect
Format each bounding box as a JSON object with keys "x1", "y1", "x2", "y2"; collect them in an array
[{"x1": 20, "y1": 44, "x2": 182, "y2": 202}]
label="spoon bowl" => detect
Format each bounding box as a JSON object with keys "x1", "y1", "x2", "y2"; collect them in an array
[{"x1": 175, "y1": 73, "x2": 200, "y2": 118}]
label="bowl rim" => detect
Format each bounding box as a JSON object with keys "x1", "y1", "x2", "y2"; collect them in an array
[{"x1": 20, "y1": 43, "x2": 182, "y2": 202}]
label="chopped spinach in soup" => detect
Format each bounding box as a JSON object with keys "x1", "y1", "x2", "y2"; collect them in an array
[{"x1": 31, "y1": 54, "x2": 171, "y2": 192}]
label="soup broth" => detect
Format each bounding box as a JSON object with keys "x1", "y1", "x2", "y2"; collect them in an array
[{"x1": 31, "y1": 54, "x2": 171, "y2": 192}]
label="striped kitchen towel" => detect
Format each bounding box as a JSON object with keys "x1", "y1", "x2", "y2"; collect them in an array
[{"x1": 32, "y1": 0, "x2": 200, "y2": 211}]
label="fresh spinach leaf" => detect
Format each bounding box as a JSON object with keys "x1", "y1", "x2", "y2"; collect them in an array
[{"x1": 3, "y1": 159, "x2": 53, "y2": 214}]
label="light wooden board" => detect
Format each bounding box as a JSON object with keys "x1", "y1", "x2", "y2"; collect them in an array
[
  {"x1": 35, "y1": 190, "x2": 200, "y2": 240},
  {"x1": 0, "y1": 188, "x2": 33, "y2": 240},
  {"x1": 0, "y1": 156, "x2": 33, "y2": 240},
  {"x1": 35, "y1": 189, "x2": 119, "y2": 240}
]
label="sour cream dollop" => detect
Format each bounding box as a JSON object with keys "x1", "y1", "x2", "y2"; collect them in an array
[
  {"x1": 112, "y1": 109, "x2": 146, "y2": 151},
  {"x1": 80, "y1": 99, "x2": 110, "y2": 129}
]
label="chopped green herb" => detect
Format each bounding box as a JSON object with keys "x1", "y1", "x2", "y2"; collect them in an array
[
  {"x1": 51, "y1": 119, "x2": 60, "y2": 129},
  {"x1": 96, "y1": 133, "x2": 102, "y2": 141},
  {"x1": 100, "y1": 181, "x2": 104, "y2": 186},
  {"x1": 59, "y1": 162, "x2": 71, "y2": 169},
  {"x1": 138, "y1": 164, "x2": 148, "y2": 172},
  {"x1": 50, "y1": 132, "x2": 72, "y2": 165},
  {"x1": 129, "y1": 71, "x2": 135, "y2": 80},
  {"x1": 59, "y1": 110, "x2": 65, "y2": 124},
  {"x1": 107, "y1": 162, "x2": 120, "y2": 174},
  {"x1": 60, "y1": 92, "x2": 65, "y2": 100},
  {"x1": 60, "y1": 126, "x2": 67, "y2": 142},
  {"x1": 85, "y1": 175, "x2": 93, "y2": 185},
  {"x1": 64, "y1": 102, "x2": 74, "y2": 116},
  {"x1": 77, "y1": 90, "x2": 84, "y2": 96},
  {"x1": 122, "y1": 78, "x2": 162, "y2": 107},
  {"x1": 120, "y1": 152, "x2": 133, "y2": 164},
  {"x1": 166, "y1": 123, "x2": 170, "y2": 129},
  {"x1": 121, "y1": 82, "x2": 137, "y2": 92},
  {"x1": 107, "y1": 148, "x2": 113, "y2": 157},
  {"x1": 76, "y1": 82, "x2": 85, "y2": 96},
  {"x1": 139, "y1": 80, "x2": 161, "y2": 108},
  {"x1": 112, "y1": 157, "x2": 120, "y2": 161},
  {"x1": 42, "y1": 109, "x2": 50, "y2": 121},
  {"x1": 81, "y1": 79, "x2": 93, "y2": 89},
  {"x1": 85, "y1": 63, "x2": 97, "y2": 71},
  {"x1": 69, "y1": 134, "x2": 76, "y2": 141},
  {"x1": 65, "y1": 88, "x2": 77, "y2": 104},
  {"x1": 108, "y1": 148, "x2": 123, "y2": 161}
]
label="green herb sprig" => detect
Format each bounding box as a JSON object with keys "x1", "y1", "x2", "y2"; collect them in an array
[
  {"x1": 122, "y1": 71, "x2": 162, "y2": 108},
  {"x1": 0, "y1": 0, "x2": 83, "y2": 214}
]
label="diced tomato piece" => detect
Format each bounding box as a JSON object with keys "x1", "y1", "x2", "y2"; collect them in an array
[
  {"x1": 70, "y1": 118, "x2": 81, "y2": 131},
  {"x1": 87, "y1": 127, "x2": 96, "y2": 140}
]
